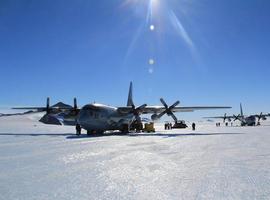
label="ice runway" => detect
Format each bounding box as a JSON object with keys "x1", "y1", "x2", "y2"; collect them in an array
[{"x1": 1, "y1": 115, "x2": 270, "y2": 200}]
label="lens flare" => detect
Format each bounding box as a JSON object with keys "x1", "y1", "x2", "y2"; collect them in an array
[
  {"x1": 149, "y1": 58, "x2": 155, "y2": 65},
  {"x1": 122, "y1": 0, "x2": 202, "y2": 72},
  {"x1": 169, "y1": 10, "x2": 195, "y2": 52}
]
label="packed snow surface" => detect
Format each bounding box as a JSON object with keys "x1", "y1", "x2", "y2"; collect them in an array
[{"x1": 1, "y1": 114, "x2": 270, "y2": 200}]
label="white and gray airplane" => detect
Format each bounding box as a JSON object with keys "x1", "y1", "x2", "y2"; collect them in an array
[
  {"x1": 205, "y1": 103, "x2": 270, "y2": 126},
  {"x1": 14, "y1": 82, "x2": 231, "y2": 135}
]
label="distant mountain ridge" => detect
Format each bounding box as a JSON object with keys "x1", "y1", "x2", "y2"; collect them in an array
[{"x1": 51, "y1": 102, "x2": 72, "y2": 108}]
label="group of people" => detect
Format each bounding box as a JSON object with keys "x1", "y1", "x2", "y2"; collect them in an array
[
  {"x1": 216, "y1": 122, "x2": 233, "y2": 127},
  {"x1": 164, "y1": 122, "x2": 173, "y2": 130},
  {"x1": 164, "y1": 122, "x2": 196, "y2": 131}
]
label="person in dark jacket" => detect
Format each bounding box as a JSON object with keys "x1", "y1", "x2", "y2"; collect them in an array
[
  {"x1": 192, "y1": 123, "x2": 196, "y2": 131},
  {"x1": 76, "y1": 124, "x2": 81, "y2": 135},
  {"x1": 169, "y1": 123, "x2": 172, "y2": 130}
]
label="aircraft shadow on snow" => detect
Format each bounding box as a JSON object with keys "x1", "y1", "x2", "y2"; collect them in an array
[
  {"x1": 66, "y1": 132, "x2": 245, "y2": 139},
  {"x1": 0, "y1": 132, "x2": 245, "y2": 139},
  {"x1": 0, "y1": 133, "x2": 73, "y2": 137}
]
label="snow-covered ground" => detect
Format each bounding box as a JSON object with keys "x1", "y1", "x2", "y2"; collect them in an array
[{"x1": 1, "y1": 114, "x2": 270, "y2": 200}]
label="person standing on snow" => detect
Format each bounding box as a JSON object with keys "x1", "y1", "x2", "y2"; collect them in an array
[{"x1": 192, "y1": 123, "x2": 196, "y2": 131}]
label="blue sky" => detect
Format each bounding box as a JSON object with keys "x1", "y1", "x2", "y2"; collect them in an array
[{"x1": 0, "y1": 0, "x2": 270, "y2": 118}]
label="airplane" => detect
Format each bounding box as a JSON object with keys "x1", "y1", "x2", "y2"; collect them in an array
[
  {"x1": 13, "y1": 82, "x2": 231, "y2": 135},
  {"x1": 204, "y1": 103, "x2": 270, "y2": 126}
]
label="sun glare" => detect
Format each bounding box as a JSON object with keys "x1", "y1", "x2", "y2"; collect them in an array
[
  {"x1": 123, "y1": 0, "x2": 200, "y2": 73},
  {"x1": 149, "y1": 58, "x2": 155, "y2": 65}
]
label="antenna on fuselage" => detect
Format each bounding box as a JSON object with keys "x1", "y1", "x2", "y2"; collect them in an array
[{"x1": 127, "y1": 81, "x2": 134, "y2": 106}]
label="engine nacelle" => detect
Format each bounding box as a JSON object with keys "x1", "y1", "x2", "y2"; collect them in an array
[{"x1": 151, "y1": 114, "x2": 159, "y2": 121}]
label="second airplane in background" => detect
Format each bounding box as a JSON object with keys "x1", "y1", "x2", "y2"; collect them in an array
[{"x1": 205, "y1": 103, "x2": 270, "y2": 126}]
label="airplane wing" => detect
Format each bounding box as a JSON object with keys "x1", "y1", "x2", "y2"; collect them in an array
[
  {"x1": 12, "y1": 106, "x2": 80, "y2": 112},
  {"x1": 12, "y1": 107, "x2": 48, "y2": 111},
  {"x1": 117, "y1": 106, "x2": 231, "y2": 114},
  {"x1": 0, "y1": 110, "x2": 39, "y2": 117},
  {"x1": 203, "y1": 115, "x2": 235, "y2": 119},
  {"x1": 251, "y1": 113, "x2": 270, "y2": 120},
  {"x1": 143, "y1": 106, "x2": 232, "y2": 114},
  {"x1": 252, "y1": 113, "x2": 270, "y2": 118}
]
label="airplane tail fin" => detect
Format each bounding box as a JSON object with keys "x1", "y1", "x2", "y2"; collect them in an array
[
  {"x1": 240, "y1": 103, "x2": 244, "y2": 117},
  {"x1": 127, "y1": 82, "x2": 134, "y2": 106}
]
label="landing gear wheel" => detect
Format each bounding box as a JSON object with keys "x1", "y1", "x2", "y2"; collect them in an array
[
  {"x1": 120, "y1": 131, "x2": 129, "y2": 135},
  {"x1": 121, "y1": 124, "x2": 130, "y2": 134},
  {"x1": 97, "y1": 130, "x2": 104, "y2": 135}
]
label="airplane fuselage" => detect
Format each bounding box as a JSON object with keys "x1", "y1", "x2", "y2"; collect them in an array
[
  {"x1": 240, "y1": 116, "x2": 256, "y2": 126},
  {"x1": 77, "y1": 103, "x2": 134, "y2": 132}
]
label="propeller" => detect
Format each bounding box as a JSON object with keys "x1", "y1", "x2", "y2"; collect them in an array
[
  {"x1": 131, "y1": 104, "x2": 147, "y2": 122},
  {"x1": 153, "y1": 98, "x2": 180, "y2": 122},
  {"x1": 233, "y1": 114, "x2": 241, "y2": 122}
]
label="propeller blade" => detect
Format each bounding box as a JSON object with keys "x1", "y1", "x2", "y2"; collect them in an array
[
  {"x1": 169, "y1": 100, "x2": 180, "y2": 109},
  {"x1": 135, "y1": 115, "x2": 141, "y2": 123},
  {"x1": 131, "y1": 104, "x2": 147, "y2": 116},
  {"x1": 136, "y1": 104, "x2": 147, "y2": 111},
  {"x1": 156, "y1": 111, "x2": 166, "y2": 119},
  {"x1": 160, "y1": 98, "x2": 168, "y2": 108},
  {"x1": 170, "y1": 112, "x2": 178, "y2": 122},
  {"x1": 258, "y1": 112, "x2": 263, "y2": 122},
  {"x1": 223, "y1": 113, "x2": 227, "y2": 123},
  {"x1": 46, "y1": 97, "x2": 50, "y2": 114},
  {"x1": 74, "y1": 98, "x2": 78, "y2": 110}
]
